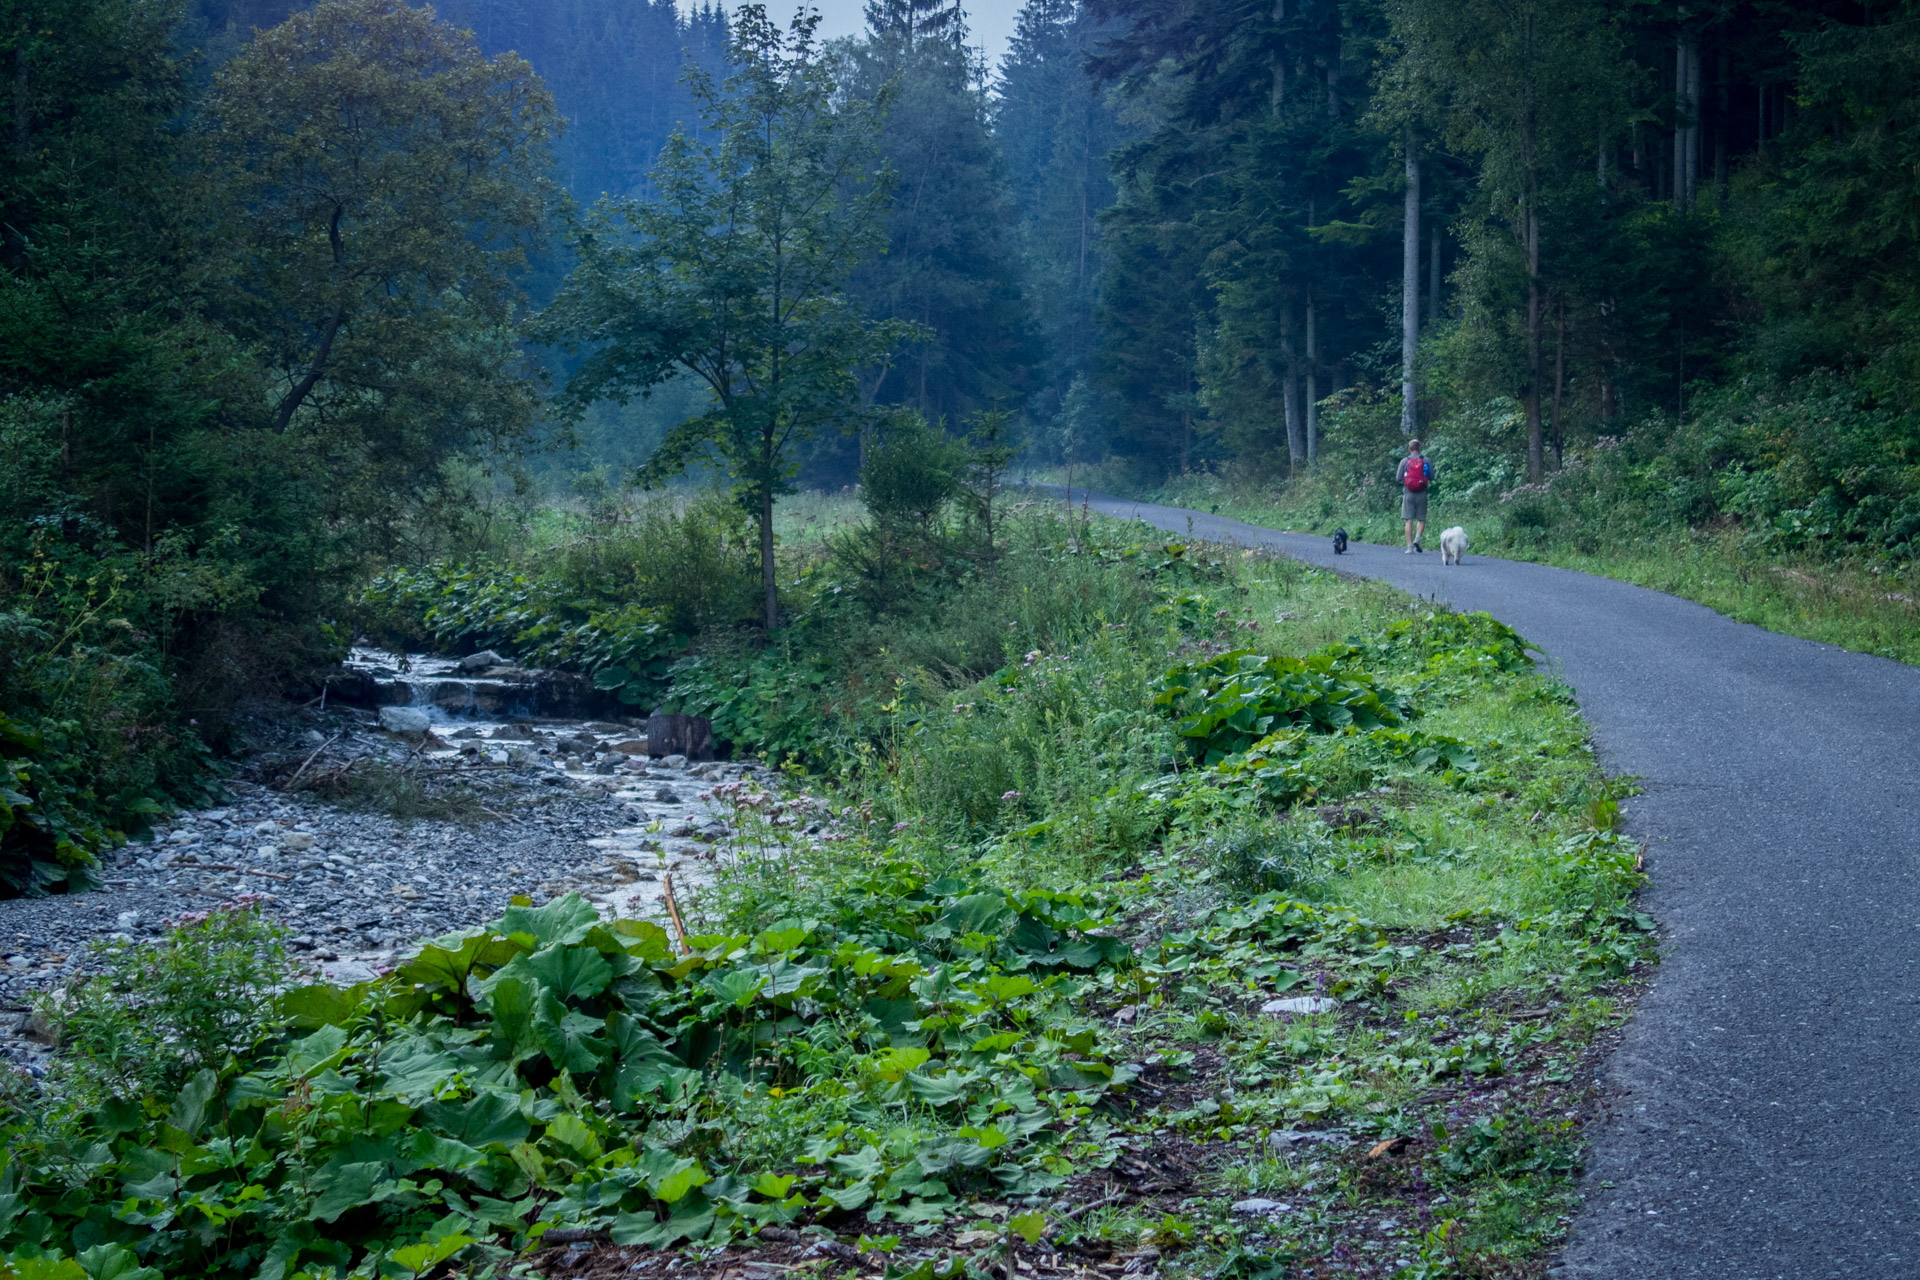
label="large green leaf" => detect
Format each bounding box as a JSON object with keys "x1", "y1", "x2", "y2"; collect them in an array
[
  {"x1": 281, "y1": 983, "x2": 372, "y2": 1030},
  {"x1": 531, "y1": 990, "x2": 609, "y2": 1073},
  {"x1": 517, "y1": 944, "x2": 614, "y2": 1002},
  {"x1": 498, "y1": 894, "x2": 600, "y2": 947},
  {"x1": 164, "y1": 1069, "x2": 219, "y2": 1139},
  {"x1": 376, "y1": 1039, "x2": 461, "y2": 1098},
  {"x1": 286, "y1": 1024, "x2": 352, "y2": 1078},
  {"x1": 75, "y1": 1244, "x2": 161, "y2": 1280},
  {"x1": 939, "y1": 893, "x2": 1015, "y2": 938},
  {"x1": 480, "y1": 977, "x2": 540, "y2": 1056},
  {"x1": 421, "y1": 1090, "x2": 532, "y2": 1148},
  {"x1": 310, "y1": 1161, "x2": 399, "y2": 1222}
]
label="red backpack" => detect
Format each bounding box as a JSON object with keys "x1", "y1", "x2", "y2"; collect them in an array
[{"x1": 1404, "y1": 456, "x2": 1431, "y2": 492}]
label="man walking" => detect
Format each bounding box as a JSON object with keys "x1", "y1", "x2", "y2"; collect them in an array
[{"x1": 1397, "y1": 440, "x2": 1433, "y2": 553}]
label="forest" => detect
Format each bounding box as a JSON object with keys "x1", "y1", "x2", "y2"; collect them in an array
[
  {"x1": 0, "y1": 0, "x2": 1905, "y2": 1273},
  {"x1": 3, "y1": 0, "x2": 1912, "y2": 843}
]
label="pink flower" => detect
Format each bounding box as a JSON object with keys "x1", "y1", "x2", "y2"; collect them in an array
[
  {"x1": 892, "y1": 821, "x2": 909, "y2": 831},
  {"x1": 1001, "y1": 791, "x2": 1023, "y2": 802}
]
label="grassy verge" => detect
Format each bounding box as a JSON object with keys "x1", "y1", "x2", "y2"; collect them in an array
[
  {"x1": 0, "y1": 514, "x2": 1651, "y2": 1280},
  {"x1": 1144, "y1": 475, "x2": 1920, "y2": 667}
]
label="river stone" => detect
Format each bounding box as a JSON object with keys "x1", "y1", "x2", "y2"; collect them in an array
[
  {"x1": 646, "y1": 714, "x2": 713, "y2": 762},
  {"x1": 1267, "y1": 1129, "x2": 1347, "y2": 1151},
  {"x1": 456, "y1": 650, "x2": 505, "y2": 673},
  {"x1": 1230, "y1": 1199, "x2": 1292, "y2": 1216},
  {"x1": 24, "y1": 993, "x2": 63, "y2": 1046},
  {"x1": 378, "y1": 706, "x2": 433, "y2": 736},
  {"x1": 321, "y1": 958, "x2": 380, "y2": 984}
]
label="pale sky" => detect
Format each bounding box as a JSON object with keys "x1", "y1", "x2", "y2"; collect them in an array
[{"x1": 740, "y1": 0, "x2": 1028, "y2": 81}]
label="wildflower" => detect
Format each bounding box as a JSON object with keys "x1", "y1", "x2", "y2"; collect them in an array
[
  {"x1": 1001, "y1": 790, "x2": 1023, "y2": 802},
  {"x1": 892, "y1": 821, "x2": 909, "y2": 831}
]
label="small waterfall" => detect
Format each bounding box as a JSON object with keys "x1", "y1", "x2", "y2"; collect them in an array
[{"x1": 340, "y1": 646, "x2": 608, "y2": 724}]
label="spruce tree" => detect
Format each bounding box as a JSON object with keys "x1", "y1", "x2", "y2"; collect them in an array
[{"x1": 843, "y1": 2, "x2": 1041, "y2": 426}]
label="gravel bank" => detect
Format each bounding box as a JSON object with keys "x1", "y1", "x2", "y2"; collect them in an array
[{"x1": 0, "y1": 700, "x2": 773, "y2": 1072}]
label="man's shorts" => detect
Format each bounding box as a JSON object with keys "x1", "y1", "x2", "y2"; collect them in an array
[{"x1": 1402, "y1": 489, "x2": 1429, "y2": 521}]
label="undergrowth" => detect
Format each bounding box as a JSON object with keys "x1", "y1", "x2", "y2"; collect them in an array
[{"x1": 0, "y1": 512, "x2": 1653, "y2": 1279}]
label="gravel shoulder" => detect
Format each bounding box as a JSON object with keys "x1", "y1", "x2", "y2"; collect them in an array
[{"x1": 1036, "y1": 484, "x2": 1920, "y2": 1279}]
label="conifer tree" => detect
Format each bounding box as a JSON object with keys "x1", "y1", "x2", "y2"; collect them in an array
[{"x1": 843, "y1": 0, "x2": 1040, "y2": 425}]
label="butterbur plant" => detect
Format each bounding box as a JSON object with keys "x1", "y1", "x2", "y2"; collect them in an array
[{"x1": 0, "y1": 888, "x2": 1140, "y2": 1279}]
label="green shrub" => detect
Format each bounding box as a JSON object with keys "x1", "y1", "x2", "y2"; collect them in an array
[
  {"x1": 860, "y1": 418, "x2": 967, "y2": 536},
  {"x1": 41, "y1": 898, "x2": 288, "y2": 1104},
  {"x1": 0, "y1": 538, "x2": 222, "y2": 895},
  {"x1": 0, "y1": 714, "x2": 111, "y2": 896},
  {"x1": 1203, "y1": 816, "x2": 1336, "y2": 897}
]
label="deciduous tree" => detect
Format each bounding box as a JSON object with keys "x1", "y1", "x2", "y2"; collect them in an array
[
  {"x1": 200, "y1": 0, "x2": 559, "y2": 520},
  {"x1": 544, "y1": 6, "x2": 911, "y2": 630}
]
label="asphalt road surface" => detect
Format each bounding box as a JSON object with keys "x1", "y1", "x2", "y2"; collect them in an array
[{"x1": 1038, "y1": 486, "x2": 1920, "y2": 1279}]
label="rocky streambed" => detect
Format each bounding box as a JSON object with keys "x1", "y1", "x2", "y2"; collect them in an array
[{"x1": 0, "y1": 650, "x2": 780, "y2": 1071}]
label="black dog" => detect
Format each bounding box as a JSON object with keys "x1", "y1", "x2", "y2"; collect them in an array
[{"x1": 1332, "y1": 527, "x2": 1349, "y2": 555}]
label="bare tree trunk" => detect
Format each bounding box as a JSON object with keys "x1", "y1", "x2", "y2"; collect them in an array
[
  {"x1": 1552, "y1": 295, "x2": 1567, "y2": 467},
  {"x1": 1427, "y1": 222, "x2": 1441, "y2": 328},
  {"x1": 1525, "y1": 199, "x2": 1544, "y2": 482},
  {"x1": 1305, "y1": 291, "x2": 1318, "y2": 468},
  {"x1": 1672, "y1": 38, "x2": 1685, "y2": 208},
  {"x1": 1401, "y1": 149, "x2": 1420, "y2": 436},
  {"x1": 1685, "y1": 42, "x2": 1701, "y2": 207},
  {"x1": 12, "y1": 41, "x2": 27, "y2": 155},
  {"x1": 1672, "y1": 36, "x2": 1698, "y2": 210},
  {"x1": 1270, "y1": 0, "x2": 1286, "y2": 110},
  {"x1": 1282, "y1": 302, "x2": 1305, "y2": 473},
  {"x1": 1714, "y1": 42, "x2": 1729, "y2": 201},
  {"x1": 759, "y1": 483, "x2": 778, "y2": 631}
]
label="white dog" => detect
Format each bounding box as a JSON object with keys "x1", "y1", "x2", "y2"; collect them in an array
[{"x1": 1440, "y1": 526, "x2": 1469, "y2": 565}]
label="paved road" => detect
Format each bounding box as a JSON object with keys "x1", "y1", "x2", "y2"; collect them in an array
[{"x1": 1041, "y1": 486, "x2": 1920, "y2": 1278}]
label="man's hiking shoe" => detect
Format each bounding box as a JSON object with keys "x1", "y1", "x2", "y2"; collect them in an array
[
  {"x1": 1404, "y1": 546, "x2": 1413, "y2": 554},
  {"x1": 1415, "y1": 541, "x2": 1424, "y2": 553}
]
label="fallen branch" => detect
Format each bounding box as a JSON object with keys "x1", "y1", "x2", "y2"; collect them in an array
[
  {"x1": 1056, "y1": 1190, "x2": 1127, "y2": 1223},
  {"x1": 285, "y1": 732, "x2": 343, "y2": 789},
  {"x1": 661, "y1": 873, "x2": 690, "y2": 953}
]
